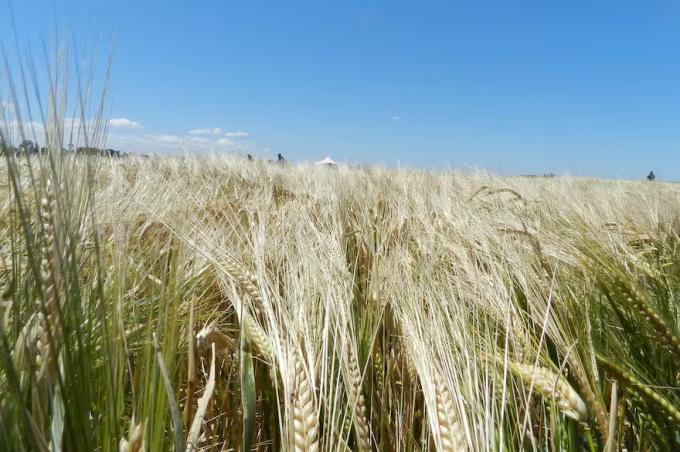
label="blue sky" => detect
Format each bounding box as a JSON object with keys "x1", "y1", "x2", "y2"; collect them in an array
[{"x1": 3, "y1": 1, "x2": 680, "y2": 179}]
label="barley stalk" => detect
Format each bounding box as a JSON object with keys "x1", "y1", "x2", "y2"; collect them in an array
[{"x1": 183, "y1": 296, "x2": 197, "y2": 428}]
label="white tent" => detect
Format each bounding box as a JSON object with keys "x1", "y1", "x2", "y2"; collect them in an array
[{"x1": 315, "y1": 156, "x2": 340, "y2": 166}]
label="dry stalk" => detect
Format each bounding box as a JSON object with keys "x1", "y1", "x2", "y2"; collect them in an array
[
  {"x1": 184, "y1": 297, "x2": 197, "y2": 428},
  {"x1": 605, "y1": 380, "x2": 618, "y2": 452},
  {"x1": 468, "y1": 186, "x2": 526, "y2": 205},
  {"x1": 186, "y1": 343, "x2": 217, "y2": 452}
]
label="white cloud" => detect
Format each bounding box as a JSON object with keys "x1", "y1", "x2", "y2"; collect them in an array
[
  {"x1": 156, "y1": 134, "x2": 182, "y2": 144},
  {"x1": 189, "y1": 127, "x2": 222, "y2": 135},
  {"x1": 0, "y1": 119, "x2": 45, "y2": 138},
  {"x1": 189, "y1": 128, "x2": 249, "y2": 138},
  {"x1": 224, "y1": 131, "x2": 249, "y2": 138},
  {"x1": 390, "y1": 116, "x2": 400, "y2": 121},
  {"x1": 109, "y1": 118, "x2": 141, "y2": 129},
  {"x1": 217, "y1": 138, "x2": 234, "y2": 146},
  {"x1": 0, "y1": 118, "x2": 253, "y2": 154},
  {"x1": 107, "y1": 132, "x2": 252, "y2": 155}
]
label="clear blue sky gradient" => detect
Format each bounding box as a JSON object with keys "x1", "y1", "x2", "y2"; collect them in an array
[{"x1": 3, "y1": 1, "x2": 680, "y2": 179}]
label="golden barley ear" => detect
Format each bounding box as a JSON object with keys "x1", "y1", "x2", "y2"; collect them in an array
[
  {"x1": 195, "y1": 319, "x2": 234, "y2": 357},
  {"x1": 345, "y1": 345, "x2": 371, "y2": 452},
  {"x1": 13, "y1": 313, "x2": 40, "y2": 388},
  {"x1": 433, "y1": 370, "x2": 467, "y2": 452},
  {"x1": 222, "y1": 254, "x2": 265, "y2": 309},
  {"x1": 245, "y1": 314, "x2": 273, "y2": 364},
  {"x1": 506, "y1": 359, "x2": 588, "y2": 422},
  {"x1": 291, "y1": 350, "x2": 320, "y2": 452},
  {"x1": 119, "y1": 418, "x2": 145, "y2": 452},
  {"x1": 35, "y1": 178, "x2": 62, "y2": 383},
  {"x1": 218, "y1": 257, "x2": 273, "y2": 364}
]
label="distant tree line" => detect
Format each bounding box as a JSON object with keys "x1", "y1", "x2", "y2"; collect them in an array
[{"x1": 0, "y1": 140, "x2": 128, "y2": 158}]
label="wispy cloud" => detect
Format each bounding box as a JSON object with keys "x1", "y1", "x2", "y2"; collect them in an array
[
  {"x1": 189, "y1": 127, "x2": 222, "y2": 135},
  {"x1": 0, "y1": 119, "x2": 45, "y2": 137},
  {"x1": 390, "y1": 116, "x2": 401, "y2": 121},
  {"x1": 107, "y1": 132, "x2": 252, "y2": 154},
  {"x1": 189, "y1": 128, "x2": 249, "y2": 138},
  {"x1": 1, "y1": 113, "x2": 252, "y2": 154},
  {"x1": 109, "y1": 118, "x2": 141, "y2": 128},
  {"x1": 224, "y1": 131, "x2": 249, "y2": 138},
  {"x1": 156, "y1": 134, "x2": 183, "y2": 144}
]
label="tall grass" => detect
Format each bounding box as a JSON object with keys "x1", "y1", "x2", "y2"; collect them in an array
[{"x1": 2, "y1": 46, "x2": 680, "y2": 452}]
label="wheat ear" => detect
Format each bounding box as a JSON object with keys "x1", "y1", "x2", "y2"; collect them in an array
[
  {"x1": 292, "y1": 351, "x2": 320, "y2": 452},
  {"x1": 433, "y1": 370, "x2": 467, "y2": 452}
]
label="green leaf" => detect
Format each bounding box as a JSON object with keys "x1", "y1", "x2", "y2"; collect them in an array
[
  {"x1": 240, "y1": 322, "x2": 256, "y2": 452},
  {"x1": 153, "y1": 332, "x2": 185, "y2": 452}
]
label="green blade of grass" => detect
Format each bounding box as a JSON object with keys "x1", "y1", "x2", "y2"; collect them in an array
[
  {"x1": 241, "y1": 322, "x2": 256, "y2": 452},
  {"x1": 153, "y1": 332, "x2": 185, "y2": 452}
]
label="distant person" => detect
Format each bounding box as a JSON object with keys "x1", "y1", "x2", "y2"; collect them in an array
[
  {"x1": 277, "y1": 153, "x2": 285, "y2": 163},
  {"x1": 647, "y1": 171, "x2": 656, "y2": 181},
  {"x1": 247, "y1": 154, "x2": 253, "y2": 161}
]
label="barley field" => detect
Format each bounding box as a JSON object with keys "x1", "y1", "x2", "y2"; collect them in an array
[{"x1": 1, "y1": 150, "x2": 679, "y2": 451}]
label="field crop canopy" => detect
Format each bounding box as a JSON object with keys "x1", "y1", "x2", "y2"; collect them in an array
[{"x1": 1, "y1": 41, "x2": 680, "y2": 452}]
